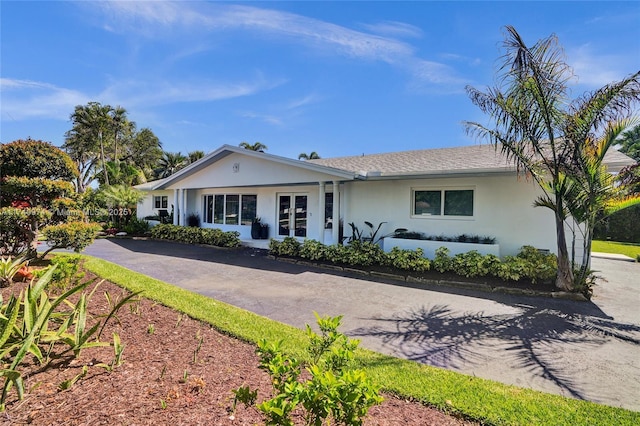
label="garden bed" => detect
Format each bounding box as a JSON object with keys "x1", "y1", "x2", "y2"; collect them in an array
[{"x1": 0, "y1": 273, "x2": 474, "y2": 425}]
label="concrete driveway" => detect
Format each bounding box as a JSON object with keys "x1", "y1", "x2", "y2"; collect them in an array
[{"x1": 78, "y1": 238, "x2": 640, "y2": 411}]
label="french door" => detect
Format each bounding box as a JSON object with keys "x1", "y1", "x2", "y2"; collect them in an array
[{"x1": 277, "y1": 193, "x2": 308, "y2": 238}]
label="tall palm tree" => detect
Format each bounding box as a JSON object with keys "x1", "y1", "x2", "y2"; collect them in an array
[
  {"x1": 617, "y1": 124, "x2": 640, "y2": 161},
  {"x1": 70, "y1": 102, "x2": 113, "y2": 186},
  {"x1": 239, "y1": 141, "x2": 267, "y2": 152},
  {"x1": 465, "y1": 26, "x2": 640, "y2": 291},
  {"x1": 298, "y1": 152, "x2": 321, "y2": 160},
  {"x1": 110, "y1": 105, "x2": 128, "y2": 161},
  {"x1": 156, "y1": 152, "x2": 187, "y2": 178}
]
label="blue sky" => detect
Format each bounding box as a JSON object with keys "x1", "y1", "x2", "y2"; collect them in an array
[{"x1": 2, "y1": 1, "x2": 639, "y2": 159}]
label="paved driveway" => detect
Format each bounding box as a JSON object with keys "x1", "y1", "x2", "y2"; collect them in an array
[{"x1": 79, "y1": 238, "x2": 640, "y2": 411}]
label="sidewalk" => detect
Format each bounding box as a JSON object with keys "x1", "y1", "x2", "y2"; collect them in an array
[{"x1": 79, "y1": 238, "x2": 640, "y2": 410}]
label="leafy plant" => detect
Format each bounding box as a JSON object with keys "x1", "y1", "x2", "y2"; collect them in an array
[
  {"x1": 40, "y1": 222, "x2": 102, "y2": 259},
  {"x1": 384, "y1": 247, "x2": 430, "y2": 272},
  {"x1": 150, "y1": 224, "x2": 240, "y2": 247},
  {"x1": 299, "y1": 239, "x2": 327, "y2": 261},
  {"x1": 233, "y1": 313, "x2": 383, "y2": 426},
  {"x1": 0, "y1": 256, "x2": 30, "y2": 287},
  {"x1": 187, "y1": 213, "x2": 201, "y2": 227},
  {"x1": 432, "y1": 247, "x2": 452, "y2": 273},
  {"x1": 34, "y1": 255, "x2": 85, "y2": 292}
]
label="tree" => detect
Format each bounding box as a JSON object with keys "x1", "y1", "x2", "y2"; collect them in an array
[
  {"x1": 239, "y1": 141, "x2": 267, "y2": 152},
  {"x1": 0, "y1": 139, "x2": 78, "y2": 181},
  {"x1": 617, "y1": 124, "x2": 640, "y2": 161},
  {"x1": 98, "y1": 184, "x2": 145, "y2": 229},
  {"x1": 64, "y1": 102, "x2": 162, "y2": 191},
  {"x1": 156, "y1": 152, "x2": 187, "y2": 178},
  {"x1": 188, "y1": 150, "x2": 205, "y2": 163},
  {"x1": 298, "y1": 152, "x2": 321, "y2": 160},
  {"x1": 464, "y1": 26, "x2": 640, "y2": 291},
  {"x1": 0, "y1": 140, "x2": 89, "y2": 257}
]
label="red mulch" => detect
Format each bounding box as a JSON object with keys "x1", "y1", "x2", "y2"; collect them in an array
[{"x1": 1, "y1": 276, "x2": 476, "y2": 426}]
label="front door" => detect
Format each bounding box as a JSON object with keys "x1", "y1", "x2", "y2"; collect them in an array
[{"x1": 277, "y1": 194, "x2": 308, "y2": 238}]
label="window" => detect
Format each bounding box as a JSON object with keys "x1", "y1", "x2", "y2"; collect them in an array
[
  {"x1": 154, "y1": 196, "x2": 168, "y2": 209},
  {"x1": 203, "y1": 194, "x2": 257, "y2": 225},
  {"x1": 324, "y1": 192, "x2": 333, "y2": 229},
  {"x1": 413, "y1": 189, "x2": 474, "y2": 217}
]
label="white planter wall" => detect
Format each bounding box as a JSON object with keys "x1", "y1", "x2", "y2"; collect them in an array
[{"x1": 384, "y1": 237, "x2": 500, "y2": 259}]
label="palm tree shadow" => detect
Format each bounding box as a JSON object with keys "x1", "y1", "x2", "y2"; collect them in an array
[{"x1": 352, "y1": 304, "x2": 640, "y2": 400}]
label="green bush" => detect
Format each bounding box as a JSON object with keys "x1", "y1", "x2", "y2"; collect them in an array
[
  {"x1": 34, "y1": 255, "x2": 85, "y2": 291},
  {"x1": 432, "y1": 247, "x2": 452, "y2": 273},
  {"x1": 233, "y1": 313, "x2": 383, "y2": 425},
  {"x1": 341, "y1": 241, "x2": 385, "y2": 267},
  {"x1": 40, "y1": 222, "x2": 101, "y2": 259},
  {"x1": 149, "y1": 224, "x2": 240, "y2": 248},
  {"x1": 451, "y1": 251, "x2": 500, "y2": 278},
  {"x1": 123, "y1": 217, "x2": 151, "y2": 236},
  {"x1": 0, "y1": 207, "x2": 53, "y2": 256},
  {"x1": 269, "y1": 236, "x2": 301, "y2": 257},
  {"x1": 324, "y1": 244, "x2": 351, "y2": 264},
  {"x1": 299, "y1": 239, "x2": 327, "y2": 261},
  {"x1": 516, "y1": 245, "x2": 557, "y2": 284},
  {"x1": 384, "y1": 247, "x2": 430, "y2": 272}
]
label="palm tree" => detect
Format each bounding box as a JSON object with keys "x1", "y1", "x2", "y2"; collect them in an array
[
  {"x1": 188, "y1": 150, "x2": 205, "y2": 164},
  {"x1": 239, "y1": 141, "x2": 267, "y2": 152},
  {"x1": 156, "y1": 152, "x2": 187, "y2": 178},
  {"x1": 464, "y1": 26, "x2": 640, "y2": 291},
  {"x1": 617, "y1": 124, "x2": 640, "y2": 161},
  {"x1": 110, "y1": 105, "x2": 128, "y2": 161},
  {"x1": 99, "y1": 184, "x2": 146, "y2": 228},
  {"x1": 298, "y1": 152, "x2": 321, "y2": 160},
  {"x1": 69, "y1": 102, "x2": 113, "y2": 186}
]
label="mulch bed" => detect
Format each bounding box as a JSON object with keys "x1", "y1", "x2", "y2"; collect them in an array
[{"x1": 1, "y1": 275, "x2": 476, "y2": 425}]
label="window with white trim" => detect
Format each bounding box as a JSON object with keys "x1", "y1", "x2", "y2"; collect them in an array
[
  {"x1": 412, "y1": 188, "x2": 474, "y2": 217},
  {"x1": 203, "y1": 194, "x2": 257, "y2": 225},
  {"x1": 154, "y1": 195, "x2": 168, "y2": 209}
]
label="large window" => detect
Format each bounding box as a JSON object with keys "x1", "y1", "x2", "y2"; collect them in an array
[
  {"x1": 154, "y1": 195, "x2": 168, "y2": 209},
  {"x1": 413, "y1": 189, "x2": 474, "y2": 217},
  {"x1": 203, "y1": 194, "x2": 256, "y2": 225}
]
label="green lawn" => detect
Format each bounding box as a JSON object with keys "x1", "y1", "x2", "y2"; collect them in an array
[
  {"x1": 80, "y1": 255, "x2": 640, "y2": 426},
  {"x1": 592, "y1": 240, "x2": 640, "y2": 260}
]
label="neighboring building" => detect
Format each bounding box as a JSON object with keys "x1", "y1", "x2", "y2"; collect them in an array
[{"x1": 135, "y1": 144, "x2": 634, "y2": 259}]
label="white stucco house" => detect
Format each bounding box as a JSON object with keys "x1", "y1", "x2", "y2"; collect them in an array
[{"x1": 135, "y1": 144, "x2": 634, "y2": 260}]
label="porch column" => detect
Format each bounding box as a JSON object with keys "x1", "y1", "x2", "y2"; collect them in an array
[
  {"x1": 177, "y1": 188, "x2": 184, "y2": 226},
  {"x1": 318, "y1": 182, "x2": 326, "y2": 244},
  {"x1": 173, "y1": 189, "x2": 179, "y2": 225},
  {"x1": 332, "y1": 181, "x2": 340, "y2": 244}
]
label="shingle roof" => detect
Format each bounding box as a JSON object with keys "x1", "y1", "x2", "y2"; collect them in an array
[
  {"x1": 308, "y1": 145, "x2": 515, "y2": 177},
  {"x1": 309, "y1": 144, "x2": 636, "y2": 177}
]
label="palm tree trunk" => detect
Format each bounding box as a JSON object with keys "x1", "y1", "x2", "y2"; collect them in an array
[
  {"x1": 554, "y1": 201, "x2": 574, "y2": 291},
  {"x1": 100, "y1": 131, "x2": 109, "y2": 186}
]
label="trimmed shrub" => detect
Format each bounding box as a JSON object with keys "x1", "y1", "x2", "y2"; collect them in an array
[
  {"x1": 41, "y1": 221, "x2": 102, "y2": 258},
  {"x1": 432, "y1": 247, "x2": 452, "y2": 273},
  {"x1": 269, "y1": 236, "x2": 301, "y2": 257},
  {"x1": 451, "y1": 250, "x2": 500, "y2": 278},
  {"x1": 124, "y1": 217, "x2": 151, "y2": 236},
  {"x1": 384, "y1": 247, "x2": 430, "y2": 272},
  {"x1": 149, "y1": 224, "x2": 240, "y2": 248},
  {"x1": 299, "y1": 239, "x2": 327, "y2": 261},
  {"x1": 0, "y1": 207, "x2": 53, "y2": 256}
]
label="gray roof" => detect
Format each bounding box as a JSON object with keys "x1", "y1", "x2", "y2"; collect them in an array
[
  {"x1": 309, "y1": 145, "x2": 515, "y2": 177},
  {"x1": 309, "y1": 144, "x2": 636, "y2": 177}
]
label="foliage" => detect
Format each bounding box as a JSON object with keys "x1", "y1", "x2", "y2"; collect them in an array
[
  {"x1": 234, "y1": 313, "x2": 383, "y2": 426},
  {"x1": 432, "y1": 247, "x2": 452, "y2": 273},
  {"x1": 239, "y1": 141, "x2": 267, "y2": 152},
  {"x1": 298, "y1": 152, "x2": 321, "y2": 160},
  {"x1": 451, "y1": 251, "x2": 500, "y2": 278},
  {"x1": 269, "y1": 237, "x2": 301, "y2": 257},
  {"x1": 155, "y1": 151, "x2": 188, "y2": 178},
  {"x1": 393, "y1": 230, "x2": 496, "y2": 245},
  {"x1": 123, "y1": 217, "x2": 151, "y2": 236},
  {"x1": 617, "y1": 124, "x2": 640, "y2": 161},
  {"x1": 40, "y1": 222, "x2": 102, "y2": 259},
  {"x1": 299, "y1": 239, "x2": 327, "y2": 261},
  {"x1": 384, "y1": 247, "x2": 430, "y2": 272},
  {"x1": 187, "y1": 213, "x2": 201, "y2": 227},
  {"x1": 0, "y1": 207, "x2": 53, "y2": 256},
  {"x1": 0, "y1": 139, "x2": 79, "y2": 181},
  {"x1": 347, "y1": 221, "x2": 394, "y2": 245},
  {"x1": 465, "y1": 25, "x2": 640, "y2": 292},
  {"x1": 0, "y1": 266, "x2": 136, "y2": 408},
  {"x1": 1, "y1": 176, "x2": 75, "y2": 209},
  {"x1": 0, "y1": 256, "x2": 30, "y2": 287},
  {"x1": 149, "y1": 224, "x2": 240, "y2": 248},
  {"x1": 34, "y1": 255, "x2": 85, "y2": 292}
]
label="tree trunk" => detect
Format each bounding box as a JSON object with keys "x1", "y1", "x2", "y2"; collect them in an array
[{"x1": 554, "y1": 207, "x2": 574, "y2": 291}]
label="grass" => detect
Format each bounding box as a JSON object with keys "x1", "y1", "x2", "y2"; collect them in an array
[
  {"x1": 81, "y1": 255, "x2": 640, "y2": 426},
  {"x1": 592, "y1": 240, "x2": 640, "y2": 260}
]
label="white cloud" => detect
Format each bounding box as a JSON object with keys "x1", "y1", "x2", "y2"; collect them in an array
[
  {"x1": 569, "y1": 43, "x2": 635, "y2": 88},
  {"x1": 85, "y1": 1, "x2": 461, "y2": 86},
  {"x1": 0, "y1": 78, "x2": 89, "y2": 121}
]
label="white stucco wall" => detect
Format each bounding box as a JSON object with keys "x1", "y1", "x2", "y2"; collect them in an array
[
  {"x1": 341, "y1": 175, "x2": 558, "y2": 257},
  {"x1": 137, "y1": 190, "x2": 174, "y2": 219}
]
